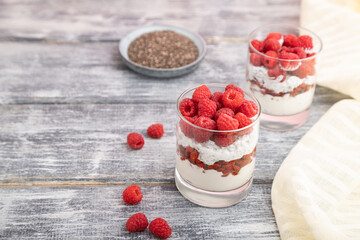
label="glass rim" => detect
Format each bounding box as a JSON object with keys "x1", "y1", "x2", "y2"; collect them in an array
[
  {"x1": 248, "y1": 24, "x2": 323, "y2": 62},
  {"x1": 176, "y1": 83, "x2": 261, "y2": 133}
]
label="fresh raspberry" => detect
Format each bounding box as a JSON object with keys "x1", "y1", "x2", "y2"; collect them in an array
[
  {"x1": 126, "y1": 213, "x2": 148, "y2": 232},
  {"x1": 211, "y1": 92, "x2": 224, "y2": 110},
  {"x1": 280, "y1": 46, "x2": 291, "y2": 53},
  {"x1": 279, "y1": 51, "x2": 300, "y2": 71},
  {"x1": 283, "y1": 34, "x2": 298, "y2": 47},
  {"x1": 250, "y1": 39, "x2": 264, "y2": 53},
  {"x1": 127, "y1": 133, "x2": 144, "y2": 150},
  {"x1": 261, "y1": 51, "x2": 278, "y2": 69},
  {"x1": 222, "y1": 89, "x2": 245, "y2": 111},
  {"x1": 149, "y1": 218, "x2": 172, "y2": 239},
  {"x1": 214, "y1": 108, "x2": 234, "y2": 121},
  {"x1": 216, "y1": 114, "x2": 239, "y2": 131},
  {"x1": 297, "y1": 35, "x2": 313, "y2": 50},
  {"x1": 179, "y1": 116, "x2": 196, "y2": 138},
  {"x1": 192, "y1": 85, "x2": 212, "y2": 103},
  {"x1": 147, "y1": 123, "x2": 164, "y2": 138},
  {"x1": 225, "y1": 84, "x2": 245, "y2": 98},
  {"x1": 306, "y1": 53, "x2": 316, "y2": 66},
  {"x1": 179, "y1": 98, "x2": 197, "y2": 117},
  {"x1": 214, "y1": 133, "x2": 235, "y2": 147},
  {"x1": 250, "y1": 53, "x2": 262, "y2": 66},
  {"x1": 193, "y1": 116, "x2": 216, "y2": 143},
  {"x1": 238, "y1": 100, "x2": 259, "y2": 118},
  {"x1": 263, "y1": 38, "x2": 281, "y2": 52},
  {"x1": 123, "y1": 185, "x2": 143, "y2": 204},
  {"x1": 307, "y1": 53, "x2": 316, "y2": 58},
  {"x1": 292, "y1": 60, "x2": 315, "y2": 78},
  {"x1": 234, "y1": 112, "x2": 253, "y2": 129},
  {"x1": 198, "y1": 99, "x2": 217, "y2": 118},
  {"x1": 267, "y1": 64, "x2": 286, "y2": 81},
  {"x1": 265, "y1": 32, "x2": 282, "y2": 41},
  {"x1": 290, "y1": 47, "x2": 306, "y2": 59}
]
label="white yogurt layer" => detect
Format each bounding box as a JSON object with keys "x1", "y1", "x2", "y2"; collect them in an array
[
  {"x1": 248, "y1": 65, "x2": 316, "y2": 93},
  {"x1": 176, "y1": 155, "x2": 255, "y2": 192},
  {"x1": 252, "y1": 85, "x2": 315, "y2": 115},
  {"x1": 176, "y1": 123, "x2": 259, "y2": 165}
]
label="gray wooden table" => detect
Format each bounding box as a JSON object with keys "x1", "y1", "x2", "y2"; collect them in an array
[{"x1": 0, "y1": 0, "x2": 350, "y2": 239}]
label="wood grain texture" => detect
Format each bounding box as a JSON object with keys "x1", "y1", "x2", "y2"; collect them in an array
[
  {"x1": 0, "y1": 184, "x2": 279, "y2": 239},
  {"x1": 0, "y1": 42, "x2": 350, "y2": 105},
  {"x1": 0, "y1": 0, "x2": 351, "y2": 239},
  {"x1": 0, "y1": 41, "x2": 247, "y2": 104},
  {"x1": 0, "y1": 90, "x2": 350, "y2": 186},
  {"x1": 0, "y1": 0, "x2": 299, "y2": 42}
]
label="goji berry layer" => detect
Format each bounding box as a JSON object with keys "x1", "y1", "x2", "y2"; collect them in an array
[
  {"x1": 177, "y1": 145, "x2": 256, "y2": 177},
  {"x1": 250, "y1": 80, "x2": 314, "y2": 97}
]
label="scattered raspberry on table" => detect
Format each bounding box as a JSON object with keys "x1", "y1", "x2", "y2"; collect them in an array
[
  {"x1": 127, "y1": 133, "x2": 145, "y2": 150},
  {"x1": 147, "y1": 123, "x2": 164, "y2": 138},
  {"x1": 149, "y1": 218, "x2": 172, "y2": 239},
  {"x1": 126, "y1": 213, "x2": 149, "y2": 232},
  {"x1": 123, "y1": 185, "x2": 143, "y2": 204}
]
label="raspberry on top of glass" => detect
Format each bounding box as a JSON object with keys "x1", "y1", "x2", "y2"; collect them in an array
[
  {"x1": 250, "y1": 33, "x2": 315, "y2": 80},
  {"x1": 176, "y1": 84, "x2": 260, "y2": 192},
  {"x1": 246, "y1": 27, "x2": 322, "y2": 118}
]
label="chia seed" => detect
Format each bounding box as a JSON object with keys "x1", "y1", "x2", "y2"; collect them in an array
[{"x1": 128, "y1": 30, "x2": 199, "y2": 69}]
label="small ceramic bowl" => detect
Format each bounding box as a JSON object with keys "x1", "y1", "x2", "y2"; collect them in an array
[{"x1": 119, "y1": 25, "x2": 207, "y2": 78}]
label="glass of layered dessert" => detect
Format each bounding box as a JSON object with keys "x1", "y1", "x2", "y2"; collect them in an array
[
  {"x1": 175, "y1": 83, "x2": 261, "y2": 208},
  {"x1": 246, "y1": 24, "x2": 322, "y2": 131}
]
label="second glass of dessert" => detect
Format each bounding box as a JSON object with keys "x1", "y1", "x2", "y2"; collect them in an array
[
  {"x1": 246, "y1": 24, "x2": 322, "y2": 131},
  {"x1": 175, "y1": 83, "x2": 261, "y2": 208}
]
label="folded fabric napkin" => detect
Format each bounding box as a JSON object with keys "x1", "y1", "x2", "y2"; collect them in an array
[
  {"x1": 272, "y1": 0, "x2": 360, "y2": 239},
  {"x1": 272, "y1": 100, "x2": 360, "y2": 239},
  {"x1": 301, "y1": 0, "x2": 360, "y2": 100}
]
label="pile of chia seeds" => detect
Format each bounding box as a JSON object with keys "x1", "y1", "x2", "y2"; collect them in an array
[{"x1": 128, "y1": 30, "x2": 199, "y2": 69}]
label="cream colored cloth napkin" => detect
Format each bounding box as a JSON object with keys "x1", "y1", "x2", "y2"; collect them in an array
[
  {"x1": 272, "y1": 1, "x2": 360, "y2": 239},
  {"x1": 301, "y1": 0, "x2": 360, "y2": 100},
  {"x1": 272, "y1": 100, "x2": 360, "y2": 239}
]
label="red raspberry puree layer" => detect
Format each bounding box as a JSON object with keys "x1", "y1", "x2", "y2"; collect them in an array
[
  {"x1": 251, "y1": 80, "x2": 314, "y2": 97},
  {"x1": 178, "y1": 145, "x2": 256, "y2": 177}
]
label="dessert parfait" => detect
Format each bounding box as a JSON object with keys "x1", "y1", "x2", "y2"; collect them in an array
[
  {"x1": 175, "y1": 83, "x2": 260, "y2": 207},
  {"x1": 246, "y1": 25, "x2": 322, "y2": 130}
]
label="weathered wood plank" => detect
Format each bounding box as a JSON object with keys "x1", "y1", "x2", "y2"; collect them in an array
[
  {"x1": 0, "y1": 0, "x2": 299, "y2": 41},
  {"x1": 0, "y1": 184, "x2": 279, "y2": 239},
  {"x1": 0, "y1": 41, "x2": 249, "y2": 104},
  {"x1": 0, "y1": 94, "x2": 350, "y2": 185},
  {"x1": 0, "y1": 42, "x2": 349, "y2": 106}
]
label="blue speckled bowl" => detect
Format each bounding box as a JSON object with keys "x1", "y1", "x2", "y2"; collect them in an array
[{"x1": 119, "y1": 25, "x2": 207, "y2": 78}]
